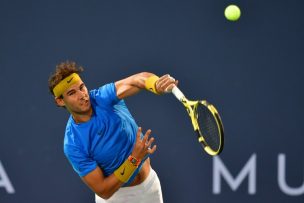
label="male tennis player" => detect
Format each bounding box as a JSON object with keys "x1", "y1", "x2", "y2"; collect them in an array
[{"x1": 48, "y1": 61, "x2": 177, "y2": 203}]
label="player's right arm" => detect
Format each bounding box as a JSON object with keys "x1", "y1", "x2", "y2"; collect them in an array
[
  {"x1": 81, "y1": 127, "x2": 156, "y2": 199},
  {"x1": 115, "y1": 72, "x2": 178, "y2": 99}
]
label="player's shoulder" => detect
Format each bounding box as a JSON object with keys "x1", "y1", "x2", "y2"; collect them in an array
[
  {"x1": 64, "y1": 116, "x2": 74, "y2": 135},
  {"x1": 90, "y1": 82, "x2": 120, "y2": 106},
  {"x1": 90, "y1": 82, "x2": 115, "y2": 95},
  {"x1": 64, "y1": 117, "x2": 81, "y2": 147},
  {"x1": 63, "y1": 124, "x2": 81, "y2": 155}
]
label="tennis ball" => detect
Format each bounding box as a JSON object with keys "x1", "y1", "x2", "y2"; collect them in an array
[{"x1": 224, "y1": 5, "x2": 241, "y2": 21}]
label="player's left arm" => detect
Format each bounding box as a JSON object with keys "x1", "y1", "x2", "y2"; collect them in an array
[{"x1": 115, "y1": 72, "x2": 178, "y2": 99}]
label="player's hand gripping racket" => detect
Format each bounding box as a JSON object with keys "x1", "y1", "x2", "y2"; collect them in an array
[{"x1": 172, "y1": 86, "x2": 224, "y2": 156}]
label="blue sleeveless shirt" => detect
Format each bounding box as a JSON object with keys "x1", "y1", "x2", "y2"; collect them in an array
[{"x1": 64, "y1": 83, "x2": 144, "y2": 184}]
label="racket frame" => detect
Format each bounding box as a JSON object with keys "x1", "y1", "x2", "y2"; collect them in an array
[{"x1": 172, "y1": 86, "x2": 224, "y2": 156}]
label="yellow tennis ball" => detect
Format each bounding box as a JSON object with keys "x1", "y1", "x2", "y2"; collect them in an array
[{"x1": 224, "y1": 5, "x2": 241, "y2": 21}]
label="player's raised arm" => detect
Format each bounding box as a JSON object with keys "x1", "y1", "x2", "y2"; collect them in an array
[{"x1": 115, "y1": 72, "x2": 178, "y2": 99}]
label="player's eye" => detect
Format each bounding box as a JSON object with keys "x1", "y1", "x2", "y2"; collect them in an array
[{"x1": 67, "y1": 91, "x2": 75, "y2": 96}]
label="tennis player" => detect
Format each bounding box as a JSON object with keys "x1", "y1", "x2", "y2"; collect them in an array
[{"x1": 48, "y1": 61, "x2": 177, "y2": 203}]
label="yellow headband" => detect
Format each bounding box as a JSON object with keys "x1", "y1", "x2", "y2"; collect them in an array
[{"x1": 53, "y1": 73, "x2": 81, "y2": 97}]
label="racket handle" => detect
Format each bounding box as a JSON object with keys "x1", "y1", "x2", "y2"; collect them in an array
[{"x1": 172, "y1": 86, "x2": 185, "y2": 101}]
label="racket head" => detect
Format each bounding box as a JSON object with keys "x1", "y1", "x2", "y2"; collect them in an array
[{"x1": 195, "y1": 100, "x2": 224, "y2": 156}]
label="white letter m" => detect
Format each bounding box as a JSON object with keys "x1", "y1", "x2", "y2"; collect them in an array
[{"x1": 213, "y1": 154, "x2": 256, "y2": 195}]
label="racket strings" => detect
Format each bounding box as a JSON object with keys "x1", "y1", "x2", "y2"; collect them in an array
[{"x1": 197, "y1": 104, "x2": 220, "y2": 151}]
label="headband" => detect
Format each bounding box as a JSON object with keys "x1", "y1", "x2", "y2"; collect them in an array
[{"x1": 53, "y1": 73, "x2": 81, "y2": 97}]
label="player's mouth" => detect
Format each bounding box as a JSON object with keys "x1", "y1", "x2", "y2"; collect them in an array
[{"x1": 81, "y1": 99, "x2": 89, "y2": 106}]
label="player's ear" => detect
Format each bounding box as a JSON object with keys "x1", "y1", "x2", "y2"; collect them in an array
[{"x1": 55, "y1": 96, "x2": 65, "y2": 107}]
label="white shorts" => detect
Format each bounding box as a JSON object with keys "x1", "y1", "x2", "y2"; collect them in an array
[{"x1": 95, "y1": 168, "x2": 163, "y2": 203}]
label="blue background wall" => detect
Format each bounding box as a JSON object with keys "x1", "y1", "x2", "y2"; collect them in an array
[{"x1": 0, "y1": 0, "x2": 303, "y2": 202}]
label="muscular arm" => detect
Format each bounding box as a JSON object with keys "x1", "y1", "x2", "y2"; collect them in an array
[
  {"x1": 81, "y1": 166, "x2": 123, "y2": 200},
  {"x1": 115, "y1": 72, "x2": 154, "y2": 99},
  {"x1": 115, "y1": 72, "x2": 178, "y2": 99}
]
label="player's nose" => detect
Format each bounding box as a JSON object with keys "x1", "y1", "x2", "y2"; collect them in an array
[{"x1": 78, "y1": 90, "x2": 87, "y2": 100}]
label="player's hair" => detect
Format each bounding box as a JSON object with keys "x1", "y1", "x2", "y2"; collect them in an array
[{"x1": 48, "y1": 61, "x2": 84, "y2": 97}]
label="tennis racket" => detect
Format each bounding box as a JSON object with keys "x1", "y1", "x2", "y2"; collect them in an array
[{"x1": 172, "y1": 86, "x2": 224, "y2": 156}]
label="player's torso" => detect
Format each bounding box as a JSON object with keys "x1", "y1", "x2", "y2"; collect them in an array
[{"x1": 74, "y1": 100, "x2": 138, "y2": 176}]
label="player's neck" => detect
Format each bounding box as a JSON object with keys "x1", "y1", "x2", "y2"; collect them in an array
[{"x1": 72, "y1": 108, "x2": 93, "y2": 123}]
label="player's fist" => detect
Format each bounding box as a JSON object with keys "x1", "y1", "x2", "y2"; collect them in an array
[{"x1": 156, "y1": 74, "x2": 178, "y2": 94}]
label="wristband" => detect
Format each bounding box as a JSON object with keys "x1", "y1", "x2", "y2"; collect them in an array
[
  {"x1": 145, "y1": 75, "x2": 160, "y2": 95},
  {"x1": 114, "y1": 157, "x2": 138, "y2": 183}
]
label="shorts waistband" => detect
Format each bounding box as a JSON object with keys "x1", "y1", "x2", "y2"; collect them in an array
[{"x1": 118, "y1": 167, "x2": 156, "y2": 193}]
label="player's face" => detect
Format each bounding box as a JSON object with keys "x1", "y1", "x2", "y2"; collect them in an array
[{"x1": 60, "y1": 80, "x2": 91, "y2": 114}]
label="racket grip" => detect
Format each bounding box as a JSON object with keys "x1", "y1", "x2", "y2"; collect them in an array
[{"x1": 172, "y1": 86, "x2": 185, "y2": 101}]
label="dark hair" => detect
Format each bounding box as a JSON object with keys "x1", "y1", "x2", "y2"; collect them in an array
[{"x1": 48, "y1": 61, "x2": 84, "y2": 96}]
